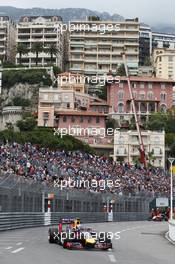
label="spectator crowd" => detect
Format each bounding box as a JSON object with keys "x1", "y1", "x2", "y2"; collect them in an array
[{"x1": 0, "y1": 142, "x2": 171, "y2": 197}]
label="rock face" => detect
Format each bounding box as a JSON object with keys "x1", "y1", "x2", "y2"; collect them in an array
[{"x1": 1, "y1": 83, "x2": 46, "y2": 110}]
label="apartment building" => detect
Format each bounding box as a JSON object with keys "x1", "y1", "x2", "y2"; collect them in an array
[
  {"x1": 114, "y1": 130, "x2": 165, "y2": 168},
  {"x1": 0, "y1": 16, "x2": 16, "y2": 62},
  {"x1": 69, "y1": 18, "x2": 139, "y2": 77},
  {"x1": 153, "y1": 48, "x2": 175, "y2": 80},
  {"x1": 139, "y1": 25, "x2": 152, "y2": 66},
  {"x1": 16, "y1": 16, "x2": 64, "y2": 68},
  {"x1": 107, "y1": 76, "x2": 174, "y2": 123},
  {"x1": 152, "y1": 32, "x2": 175, "y2": 49},
  {"x1": 139, "y1": 25, "x2": 175, "y2": 66}
]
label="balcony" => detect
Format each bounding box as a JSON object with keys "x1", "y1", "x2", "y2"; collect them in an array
[{"x1": 71, "y1": 49, "x2": 84, "y2": 53}]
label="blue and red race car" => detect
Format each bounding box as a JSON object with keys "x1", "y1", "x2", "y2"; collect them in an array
[{"x1": 48, "y1": 218, "x2": 112, "y2": 250}]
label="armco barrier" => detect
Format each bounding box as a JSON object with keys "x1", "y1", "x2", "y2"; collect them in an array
[
  {"x1": 169, "y1": 220, "x2": 175, "y2": 242},
  {"x1": 50, "y1": 212, "x2": 107, "y2": 224},
  {"x1": 0, "y1": 211, "x2": 150, "y2": 231},
  {"x1": 113, "y1": 212, "x2": 149, "y2": 221},
  {"x1": 0, "y1": 213, "x2": 44, "y2": 231}
]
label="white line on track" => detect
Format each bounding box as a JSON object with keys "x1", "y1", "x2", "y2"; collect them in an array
[
  {"x1": 11, "y1": 247, "x2": 24, "y2": 254},
  {"x1": 16, "y1": 242, "x2": 23, "y2": 246},
  {"x1": 108, "y1": 254, "x2": 116, "y2": 263},
  {"x1": 5, "y1": 247, "x2": 13, "y2": 250}
]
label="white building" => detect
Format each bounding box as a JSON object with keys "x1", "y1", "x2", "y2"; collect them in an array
[
  {"x1": 0, "y1": 106, "x2": 23, "y2": 131},
  {"x1": 114, "y1": 130, "x2": 165, "y2": 168},
  {"x1": 16, "y1": 16, "x2": 64, "y2": 68},
  {"x1": 69, "y1": 18, "x2": 139, "y2": 76},
  {"x1": 0, "y1": 16, "x2": 16, "y2": 62},
  {"x1": 153, "y1": 48, "x2": 175, "y2": 80}
]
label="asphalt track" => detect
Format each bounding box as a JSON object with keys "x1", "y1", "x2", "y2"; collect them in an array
[{"x1": 0, "y1": 221, "x2": 174, "y2": 264}]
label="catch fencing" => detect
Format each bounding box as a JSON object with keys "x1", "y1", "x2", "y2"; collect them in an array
[{"x1": 0, "y1": 173, "x2": 152, "y2": 230}]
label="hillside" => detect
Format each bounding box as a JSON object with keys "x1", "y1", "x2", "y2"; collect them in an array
[{"x1": 0, "y1": 6, "x2": 124, "y2": 22}]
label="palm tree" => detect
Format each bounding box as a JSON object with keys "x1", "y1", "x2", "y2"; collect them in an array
[
  {"x1": 31, "y1": 42, "x2": 43, "y2": 66},
  {"x1": 16, "y1": 43, "x2": 28, "y2": 65},
  {"x1": 46, "y1": 43, "x2": 59, "y2": 64}
]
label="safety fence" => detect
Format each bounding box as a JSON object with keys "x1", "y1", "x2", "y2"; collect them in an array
[
  {"x1": 0, "y1": 211, "x2": 150, "y2": 231},
  {"x1": 0, "y1": 173, "x2": 152, "y2": 231},
  {"x1": 0, "y1": 213, "x2": 44, "y2": 231},
  {"x1": 0, "y1": 173, "x2": 151, "y2": 213}
]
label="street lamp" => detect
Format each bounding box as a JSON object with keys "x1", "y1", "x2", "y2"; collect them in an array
[{"x1": 168, "y1": 158, "x2": 175, "y2": 221}]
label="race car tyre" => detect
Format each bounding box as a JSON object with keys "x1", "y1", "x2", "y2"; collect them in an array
[{"x1": 48, "y1": 228, "x2": 59, "y2": 244}]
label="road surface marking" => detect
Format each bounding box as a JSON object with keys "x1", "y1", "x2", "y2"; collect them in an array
[
  {"x1": 11, "y1": 247, "x2": 24, "y2": 254},
  {"x1": 108, "y1": 254, "x2": 116, "y2": 263},
  {"x1": 5, "y1": 247, "x2": 12, "y2": 250},
  {"x1": 16, "y1": 242, "x2": 22, "y2": 246}
]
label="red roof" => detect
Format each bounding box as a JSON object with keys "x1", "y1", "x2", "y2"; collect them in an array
[{"x1": 55, "y1": 111, "x2": 106, "y2": 117}]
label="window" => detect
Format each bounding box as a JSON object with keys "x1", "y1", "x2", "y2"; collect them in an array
[
  {"x1": 64, "y1": 95, "x2": 69, "y2": 102},
  {"x1": 118, "y1": 90, "x2": 124, "y2": 100},
  {"x1": 133, "y1": 91, "x2": 137, "y2": 99},
  {"x1": 118, "y1": 103, "x2": 124, "y2": 113},
  {"x1": 43, "y1": 94, "x2": 48, "y2": 100},
  {"x1": 71, "y1": 116, "x2": 75, "y2": 123},
  {"x1": 96, "y1": 116, "x2": 100, "y2": 123},
  {"x1": 118, "y1": 136, "x2": 124, "y2": 144},
  {"x1": 139, "y1": 93, "x2": 145, "y2": 100},
  {"x1": 168, "y1": 56, "x2": 173, "y2": 62},
  {"x1": 154, "y1": 136, "x2": 160, "y2": 145},
  {"x1": 67, "y1": 103, "x2": 70, "y2": 108},
  {"x1": 160, "y1": 104, "x2": 167, "y2": 113},
  {"x1": 43, "y1": 112, "x2": 49, "y2": 120},
  {"x1": 131, "y1": 82, "x2": 137, "y2": 88},
  {"x1": 80, "y1": 116, "x2": 84, "y2": 123},
  {"x1": 54, "y1": 94, "x2": 59, "y2": 101},
  {"x1": 160, "y1": 92, "x2": 166, "y2": 101},
  {"x1": 63, "y1": 116, "x2": 67, "y2": 122},
  {"x1": 161, "y1": 84, "x2": 165, "y2": 89},
  {"x1": 147, "y1": 92, "x2": 153, "y2": 100},
  {"x1": 140, "y1": 82, "x2": 144, "y2": 89},
  {"x1": 148, "y1": 83, "x2": 152, "y2": 89},
  {"x1": 88, "y1": 116, "x2": 92, "y2": 123},
  {"x1": 119, "y1": 82, "x2": 124, "y2": 88}
]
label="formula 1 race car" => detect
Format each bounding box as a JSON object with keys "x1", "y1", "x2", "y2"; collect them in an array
[{"x1": 48, "y1": 218, "x2": 112, "y2": 250}]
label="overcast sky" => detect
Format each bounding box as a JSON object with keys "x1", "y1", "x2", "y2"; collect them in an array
[{"x1": 0, "y1": 0, "x2": 174, "y2": 25}]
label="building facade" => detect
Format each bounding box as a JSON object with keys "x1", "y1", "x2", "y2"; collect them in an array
[
  {"x1": 139, "y1": 26, "x2": 175, "y2": 67},
  {"x1": 16, "y1": 16, "x2": 64, "y2": 68},
  {"x1": 139, "y1": 25, "x2": 152, "y2": 66},
  {"x1": 153, "y1": 48, "x2": 175, "y2": 80},
  {"x1": 69, "y1": 18, "x2": 139, "y2": 76},
  {"x1": 107, "y1": 76, "x2": 174, "y2": 123},
  {"x1": 114, "y1": 130, "x2": 165, "y2": 168},
  {"x1": 0, "y1": 16, "x2": 16, "y2": 62}
]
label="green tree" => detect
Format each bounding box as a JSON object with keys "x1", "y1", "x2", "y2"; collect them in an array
[
  {"x1": 147, "y1": 112, "x2": 167, "y2": 131},
  {"x1": 17, "y1": 116, "x2": 37, "y2": 131},
  {"x1": 16, "y1": 43, "x2": 28, "y2": 64},
  {"x1": 147, "y1": 151, "x2": 156, "y2": 166},
  {"x1": 31, "y1": 42, "x2": 43, "y2": 66},
  {"x1": 46, "y1": 43, "x2": 59, "y2": 64},
  {"x1": 106, "y1": 118, "x2": 119, "y2": 130},
  {"x1": 116, "y1": 63, "x2": 126, "y2": 76},
  {"x1": 13, "y1": 97, "x2": 31, "y2": 107}
]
